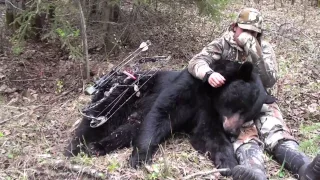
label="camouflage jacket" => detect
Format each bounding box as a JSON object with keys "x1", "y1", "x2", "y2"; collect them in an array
[{"x1": 187, "y1": 31, "x2": 278, "y2": 88}]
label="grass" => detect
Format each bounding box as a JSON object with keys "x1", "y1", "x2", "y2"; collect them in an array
[
  {"x1": 0, "y1": 0, "x2": 319, "y2": 179},
  {"x1": 299, "y1": 123, "x2": 320, "y2": 156}
]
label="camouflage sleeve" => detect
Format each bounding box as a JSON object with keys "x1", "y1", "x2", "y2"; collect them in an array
[
  {"x1": 261, "y1": 41, "x2": 278, "y2": 88},
  {"x1": 244, "y1": 36, "x2": 277, "y2": 88},
  {"x1": 187, "y1": 38, "x2": 223, "y2": 80}
]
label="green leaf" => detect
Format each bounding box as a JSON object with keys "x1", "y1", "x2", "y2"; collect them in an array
[
  {"x1": 56, "y1": 28, "x2": 66, "y2": 38},
  {"x1": 278, "y1": 170, "x2": 285, "y2": 178},
  {"x1": 73, "y1": 29, "x2": 80, "y2": 37},
  {"x1": 278, "y1": 158, "x2": 286, "y2": 178},
  {"x1": 107, "y1": 161, "x2": 120, "y2": 172},
  {"x1": 7, "y1": 154, "x2": 14, "y2": 159},
  {"x1": 195, "y1": 0, "x2": 230, "y2": 20},
  {"x1": 0, "y1": 132, "x2": 4, "y2": 137}
]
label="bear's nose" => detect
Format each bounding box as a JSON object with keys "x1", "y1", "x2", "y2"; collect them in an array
[{"x1": 227, "y1": 128, "x2": 241, "y2": 136}]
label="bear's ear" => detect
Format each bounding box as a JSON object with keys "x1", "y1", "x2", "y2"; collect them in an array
[
  {"x1": 238, "y1": 62, "x2": 253, "y2": 81},
  {"x1": 265, "y1": 95, "x2": 277, "y2": 104}
]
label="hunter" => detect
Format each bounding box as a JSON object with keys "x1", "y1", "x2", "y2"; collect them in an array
[{"x1": 188, "y1": 7, "x2": 320, "y2": 180}]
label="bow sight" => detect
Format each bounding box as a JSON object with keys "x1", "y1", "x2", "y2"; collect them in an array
[
  {"x1": 85, "y1": 40, "x2": 152, "y2": 96},
  {"x1": 81, "y1": 40, "x2": 171, "y2": 128}
]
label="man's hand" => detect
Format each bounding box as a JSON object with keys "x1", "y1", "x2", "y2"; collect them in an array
[
  {"x1": 235, "y1": 32, "x2": 262, "y2": 59},
  {"x1": 235, "y1": 32, "x2": 255, "y2": 48},
  {"x1": 208, "y1": 72, "x2": 226, "y2": 88}
]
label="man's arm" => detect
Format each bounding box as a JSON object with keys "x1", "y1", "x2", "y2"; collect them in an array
[
  {"x1": 247, "y1": 41, "x2": 277, "y2": 88},
  {"x1": 239, "y1": 33, "x2": 277, "y2": 88},
  {"x1": 188, "y1": 38, "x2": 224, "y2": 80},
  {"x1": 260, "y1": 41, "x2": 278, "y2": 88}
]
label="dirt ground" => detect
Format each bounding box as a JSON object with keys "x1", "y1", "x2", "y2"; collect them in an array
[{"x1": 0, "y1": 1, "x2": 319, "y2": 180}]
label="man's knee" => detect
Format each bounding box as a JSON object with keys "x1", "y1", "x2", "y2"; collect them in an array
[
  {"x1": 233, "y1": 121, "x2": 264, "y2": 152},
  {"x1": 255, "y1": 103, "x2": 297, "y2": 151},
  {"x1": 256, "y1": 116, "x2": 296, "y2": 151}
]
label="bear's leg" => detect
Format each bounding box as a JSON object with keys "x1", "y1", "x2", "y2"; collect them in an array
[
  {"x1": 190, "y1": 110, "x2": 238, "y2": 176},
  {"x1": 64, "y1": 117, "x2": 106, "y2": 157},
  {"x1": 129, "y1": 110, "x2": 173, "y2": 168},
  {"x1": 88, "y1": 122, "x2": 141, "y2": 156},
  {"x1": 128, "y1": 72, "x2": 194, "y2": 168}
]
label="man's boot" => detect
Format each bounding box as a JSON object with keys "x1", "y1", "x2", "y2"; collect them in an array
[
  {"x1": 232, "y1": 142, "x2": 268, "y2": 180},
  {"x1": 273, "y1": 140, "x2": 320, "y2": 180}
]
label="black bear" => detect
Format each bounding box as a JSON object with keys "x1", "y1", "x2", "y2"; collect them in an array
[{"x1": 65, "y1": 60, "x2": 274, "y2": 176}]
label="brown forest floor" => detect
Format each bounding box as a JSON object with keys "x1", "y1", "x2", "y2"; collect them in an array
[{"x1": 0, "y1": 1, "x2": 319, "y2": 180}]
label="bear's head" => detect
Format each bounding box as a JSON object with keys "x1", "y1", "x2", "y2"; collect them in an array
[{"x1": 213, "y1": 61, "x2": 275, "y2": 136}]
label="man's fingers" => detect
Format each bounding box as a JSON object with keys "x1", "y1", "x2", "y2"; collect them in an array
[
  {"x1": 209, "y1": 78, "x2": 222, "y2": 88},
  {"x1": 215, "y1": 73, "x2": 226, "y2": 83},
  {"x1": 218, "y1": 74, "x2": 226, "y2": 81},
  {"x1": 209, "y1": 79, "x2": 220, "y2": 88},
  {"x1": 209, "y1": 79, "x2": 217, "y2": 87},
  {"x1": 215, "y1": 76, "x2": 225, "y2": 84},
  {"x1": 213, "y1": 79, "x2": 222, "y2": 86},
  {"x1": 208, "y1": 72, "x2": 226, "y2": 88},
  {"x1": 213, "y1": 75, "x2": 225, "y2": 85},
  {"x1": 215, "y1": 82, "x2": 223, "y2": 87}
]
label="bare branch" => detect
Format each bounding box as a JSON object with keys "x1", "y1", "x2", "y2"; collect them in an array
[
  {"x1": 41, "y1": 159, "x2": 108, "y2": 179},
  {"x1": 0, "y1": 112, "x2": 27, "y2": 125},
  {"x1": 5, "y1": 0, "x2": 24, "y2": 11},
  {"x1": 77, "y1": 0, "x2": 90, "y2": 80},
  {"x1": 182, "y1": 168, "x2": 231, "y2": 180}
]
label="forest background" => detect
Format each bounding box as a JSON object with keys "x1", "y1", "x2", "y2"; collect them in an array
[{"x1": 0, "y1": 0, "x2": 319, "y2": 179}]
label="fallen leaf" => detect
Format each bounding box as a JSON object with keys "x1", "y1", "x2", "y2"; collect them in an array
[
  {"x1": 1, "y1": 149, "x2": 6, "y2": 154},
  {"x1": 308, "y1": 103, "x2": 318, "y2": 113},
  {"x1": 3, "y1": 130, "x2": 11, "y2": 136}
]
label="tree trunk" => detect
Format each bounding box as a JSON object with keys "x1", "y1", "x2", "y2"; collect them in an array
[
  {"x1": 86, "y1": 0, "x2": 98, "y2": 24},
  {"x1": 303, "y1": 0, "x2": 307, "y2": 23},
  {"x1": 5, "y1": 0, "x2": 55, "y2": 40},
  {"x1": 101, "y1": 0, "x2": 120, "y2": 55},
  {"x1": 0, "y1": 27, "x2": 3, "y2": 54},
  {"x1": 102, "y1": 0, "x2": 113, "y2": 53},
  {"x1": 78, "y1": 0, "x2": 90, "y2": 80},
  {"x1": 5, "y1": 0, "x2": 26, "y2": 30}
]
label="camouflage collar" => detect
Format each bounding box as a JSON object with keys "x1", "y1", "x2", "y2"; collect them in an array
[{"x1": 222, "y1": 31, "x2": 244, "y2": 51}]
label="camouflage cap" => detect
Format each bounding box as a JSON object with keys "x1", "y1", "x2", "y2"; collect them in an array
[{"x1": 236, "y1": 8, "x2": 263, "y2": 33}]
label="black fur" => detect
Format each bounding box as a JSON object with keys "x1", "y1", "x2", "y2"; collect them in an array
[{"x1": 65, "y1": 60, "x2": 275, "y2": 177}]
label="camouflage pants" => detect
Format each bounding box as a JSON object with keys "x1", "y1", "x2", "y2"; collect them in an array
[{"x1": 233, "y1": 102, "x2": 297, "y2": 152}]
